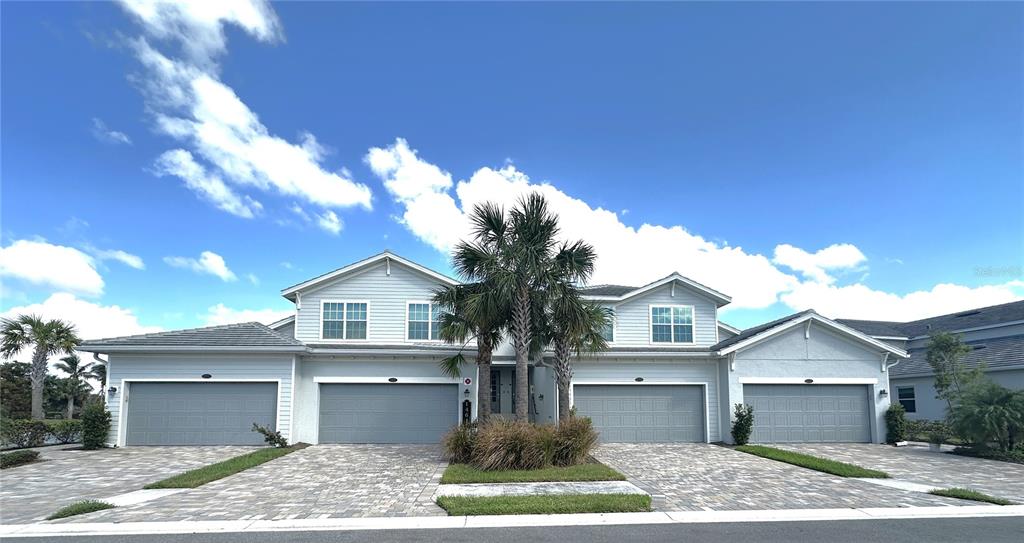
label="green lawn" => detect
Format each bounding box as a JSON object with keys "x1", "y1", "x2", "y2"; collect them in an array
[
  {"x1": 735, "y1": 445, "x2": 889, "y2": 478},
  {"x1": 144, "y1": 445, "x2": 306, "y2": 489},
  {"x1": 436, "y1": 493, "x2": 651, "y2": 516},
  {"x1": 929, "y1": 488, "x2": 1015, "y2": 505},
  {"x1": 46, "y1": 500, "x2": 115, "y2": 520},
  {"x1": 441, "y1": 462, "x2": 625, "y2": 484}
]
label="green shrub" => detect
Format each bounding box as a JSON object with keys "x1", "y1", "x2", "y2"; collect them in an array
[
  {"x1": 885, "y1": 403, "x2": 907, "y2": 444},
  {"x1": 251, "y1": 423, "x2": 288, "y2": 447},
  {"x1": 442, "y1": 423, "x2": 477, "y2": 464},
  {"x1": 926, "y1": 420, "x2": 952, "y2": 445},
  {"x1": 0, "y1": 419, "x2": 48, "y2": 448},
  {"x1": 46, "y1": 420, "x2": 83, "y2": 444},
  {"x1": 81, "y1": 402, "x2": 111, "y2": 450},
  {"x1": 551, "y1": 416, "x2": 598, "y2": 467},
  {"x1": 0, "y1": 449, "x2": 40, "y2": 469},
  {"x1": 949, "y1": 382, "x2": 1024, "y2": 452},
  {"x1": 731, "y1": 403, "x2": 755, "y2": 445},
  {"x1": 951, "y1": 444, "x2": 1024, "y2": 465},
  {"x1": 906, "y1": 419, "x2": 930, "y2": 441},
  {"x1": 472, "y1": 419, "x2": 547, "y2": 471}
]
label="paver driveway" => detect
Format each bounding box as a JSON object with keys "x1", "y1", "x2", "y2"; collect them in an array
[
  {"x1": 0, "y1": 445, "x2": 253, "y2": 524},
  {"x1": 777, "y1": 443, "x2": 1024, "y2": 503},
  {"x1": 593, "y1": 443, "x2": 968, "y2": 511},
  {"x1": 58, "y1": 444, "x2": 447, "y2": 523}
]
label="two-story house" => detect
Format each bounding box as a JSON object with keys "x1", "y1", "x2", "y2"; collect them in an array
[
  {"x1": 838, "y1": 301, "x2": 1024, "y2": 421},
  {"x1": 80, "y1": 251, "x2": 907, "y2": 447}
]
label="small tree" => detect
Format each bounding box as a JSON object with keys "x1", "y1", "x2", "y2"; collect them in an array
[
  {"x1": 926, "y1": 332, "x2": 984, "y2": 412},
  {"x1": 0, "y1": 361, "x2": 32, "y2": 419},
  {"x1": 885, "y1": 403, "x2": 908, "y2": 444},
  {"x1": 731, "y1": 403, "x2": 755, "y2": 445},
  {"x1": 81, "y1": 401, "x2": 111, "y2": 450}
]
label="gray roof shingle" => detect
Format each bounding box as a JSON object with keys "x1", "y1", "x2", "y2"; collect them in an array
[
  {"x1": 80, "y1": 322, "x2": 304, "y2": 349},
  {"x1": 838, "y1": 300, "x2": 1024, "y2": 339},
  {"x1": 580, "y1": 284, "x2": 639, "y2": 297},
  {"x1": 892, "y1": 334, "x2": 1024, "y2": 377}
]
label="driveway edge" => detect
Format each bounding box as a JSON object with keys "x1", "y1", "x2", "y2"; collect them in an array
[{"x1": 2, "y1": 505, "x2": 1022, "y2": 538}]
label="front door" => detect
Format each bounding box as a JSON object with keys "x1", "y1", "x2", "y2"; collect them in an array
[{"x1": 489, "y1": 367, "x2": 534, "y2": 421}]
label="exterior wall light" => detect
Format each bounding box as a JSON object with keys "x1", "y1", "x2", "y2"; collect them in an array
[{"x1": 879, "y1": 389, "x2": 888, "y2": 398}]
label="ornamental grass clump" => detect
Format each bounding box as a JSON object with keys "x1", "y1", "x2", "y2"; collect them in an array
[
  {"x1": 550, "y1": 416, "x2": 598, "y2": 467},
  {"x1": 472, "y1": 419, "x2": 547, "y2": 471},
  {"x1": 442, "y1": 423, "x2": 477, "y2": 464},
  {"x1": 443, "y1": 416, "x2": 600, "y2": 471}
]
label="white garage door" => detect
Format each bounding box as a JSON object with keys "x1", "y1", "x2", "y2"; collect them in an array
[
  {"x1": 744, "y1": 384, "x2": 871, "y2": 443},
  {"x1": 574, "y1": 385, "x2": 705, "y2": 443}
]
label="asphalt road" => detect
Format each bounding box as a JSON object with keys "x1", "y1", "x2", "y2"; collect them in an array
[{"x1": 3, "y1": 517, "x2": 1022, "y2": 543}]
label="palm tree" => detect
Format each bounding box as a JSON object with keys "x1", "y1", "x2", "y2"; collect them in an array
[
  {"x1": 433, "y1": 282, "x2": 507, "y2": 423},
  {"x1": 88, "y1": 360, "x2": 108, "y2": 390},
  {"x1": 1, "y1": 315, "x2": 81, "y2": 419},
  {"x1": 949, "y1": 381, "x2": 1024, "y2": 452},
  {"x1": 55, "y1": 354, "x2": 93, "y2": 419}
]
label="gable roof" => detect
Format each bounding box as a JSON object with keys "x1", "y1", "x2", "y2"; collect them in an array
[
  {"x1": 893, "y1": 334, "x2": 1024, "y2": 377},
  {"x1": 280, "y1": 251, "x2": 459, "y2": 301},
  {"x1": 712, "y1": 309, "x2": 908, "y2": 358},
  {"x1": 268, "y1": 315, "x2": 295, "y2": 331},
  {"x1": 582, "y1": 273, "x2": 731, "y2": 307},
  {"x1": 78, "y1": 322, "x2": 306, "y2": 353},
  {"x1": 717, "y1": 321, "x2": 742, "y2": 336},
  {"x1": 838, "y1": 300, "x2": 1024, "y2": 339}
]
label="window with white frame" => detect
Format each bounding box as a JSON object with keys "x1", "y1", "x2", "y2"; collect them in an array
[
  {"x1": 600, "y1": 309, "x2": 615, "y2": 342},
  {"x1": 897, "y1": 386, "x2": 916, "y2": 413},
  {"x1": 651, "y1": 305, "x2": 694, "y2": 343},
  {"x1": 322, "y1": 301, "x2": 368, "y2": 340},
  {"x1": 407, "y1": 302, "x2": 441, "y2": 341}
]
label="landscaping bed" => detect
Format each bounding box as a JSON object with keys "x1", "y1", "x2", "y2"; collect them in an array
[
  {"x1": 436, "y1": 493, "x2": 651, "y2": 516},
  {"x1": 735, "y1": 445, "x2": 889, "y2": 478},
  {"x1": 929, "y1": 488, "x2": 1015, "y2": 505},
  {"x1": 144, "y1": 444, "x2": 308, "y2": 489},
  {"x1": 441, "y1": 460, "x2": 624, "y2": 484},
  {"x1": 0, "y1": 449, "x2": 40, "y2": 469}
]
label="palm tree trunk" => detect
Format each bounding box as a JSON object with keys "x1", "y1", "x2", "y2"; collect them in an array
[
  {"x1": 512, "y1": 286, "x2": 531, "y2": 422},
  {"x1": 554, "y1": 339, "x2": 573, "y2": 423},
  {"x1": 67, "y1": 393, "x2": 75, "y2": 420},
  {"x1": 476, "y1": 337, "x2": 492, "y2": 424},
  {"x1": 30, "y1": 347, "x2": 47, "y2": 420}
]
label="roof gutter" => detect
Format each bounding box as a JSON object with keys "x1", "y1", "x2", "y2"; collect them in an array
[{"x1": 78, "y1": 345, "x2": 309, "y2": 354}]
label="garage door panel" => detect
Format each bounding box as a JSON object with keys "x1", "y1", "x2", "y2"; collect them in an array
[
  {"x1": 318, "y1": 383, "x2": 458, "y2": 444},
  {"x1": 127, "y1": 382, "x2": 278, "y2": 446},
  {"x1": 574, "y1": 385, "x2": 705, "y2": 443},
  {"x1": 745, "y1": 384, "x2": 870, "y2": 443}
]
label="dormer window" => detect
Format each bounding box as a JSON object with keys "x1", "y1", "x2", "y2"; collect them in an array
[
  {"x1": 407, "y1": 302, "x2": 441, "y2": 341},
  {"x1": 321, "y1": 301, "x2": 368, "y2": 340},
  {"x1": 650, "y1": 305, "x2": 694, "y2": 343}
]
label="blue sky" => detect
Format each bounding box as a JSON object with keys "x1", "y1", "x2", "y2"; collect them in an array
[{"x1": 1, "y1": 1, "x2": 1022, "y2": 341}]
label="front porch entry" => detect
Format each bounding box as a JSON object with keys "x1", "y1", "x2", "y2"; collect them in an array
[{"x1": 489, "y1": 365, "x2": 537, "y2": 422}]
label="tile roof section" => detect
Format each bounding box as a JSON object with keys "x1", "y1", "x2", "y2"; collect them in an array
[
  {"x1": 838, "y1": 300, "x2": 1024, "y2": 339},
  {"x1": 80, "y1": 322, "x2": 304, "y2": 349},
  {"x1": 892, "y1": 334, "x2": 1024, "y2": 377}
]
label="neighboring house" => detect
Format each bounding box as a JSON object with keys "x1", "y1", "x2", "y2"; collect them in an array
[
  {"x1": 79, "y1": 251, "x2": 906, "y2": 447},
  {"x1": 838, "y1": 301, "x2": 1024, "y2": 421}
]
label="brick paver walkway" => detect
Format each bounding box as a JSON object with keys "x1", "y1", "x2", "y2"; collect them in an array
[
  {"x1": 777, "y1": 443, "x2": 1024, "y2": 503},
  {"x1": 0, "y1": 445, "x2": 254, "y2": 524},
  {"x1": 593, "y1": 443, "x2": 969, "y2": 511},
  {"x1": 58, "y1": 445, "x2": 447, "y2": 523}
]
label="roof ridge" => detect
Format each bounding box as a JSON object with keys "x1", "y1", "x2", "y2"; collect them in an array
[
  {"x1": 249, "y1": 321, "x2": 304, "y2": 345},
  {"x1": 83, "y1": 321, "x2": 258, "y2": 343}
]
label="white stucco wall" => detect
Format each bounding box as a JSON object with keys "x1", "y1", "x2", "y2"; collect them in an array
[
  {"x1": 723, "y1": 322, "x2": 893, "y2": 443},
  {"x1": 105, "y1": 353, "x2": 295, "y2": 447}
]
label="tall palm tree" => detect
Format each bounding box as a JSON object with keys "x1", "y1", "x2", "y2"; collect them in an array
[
  {"x1": 433, "y1": 282, "x2": 507, "y2": 423},
  {"x1": 1, "y1": 315, "x2": 81, "y2": 419},
  {"x1": 55, "y1": 354, "x2": 93, "y2": 419},
  {"x1": 88, "y1": 360, "x2": 108, "y2": 390}
]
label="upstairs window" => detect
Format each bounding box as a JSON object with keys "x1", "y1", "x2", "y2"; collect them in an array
[
  {"x1": 897, "y1": 386, "x2": 916, "y2": 413},
  {"x1": 407, "y1": 302, "x2": 441, "y2": 341},
  {"x1": 322, "y1": 301, "x2": 368, "y2": 340},
  {"x1": 600, "y1": 309, "x2": 615, "y2": 342},
  {"x1": 651, "y1": 305, "x2": 694, "y2": 343}
]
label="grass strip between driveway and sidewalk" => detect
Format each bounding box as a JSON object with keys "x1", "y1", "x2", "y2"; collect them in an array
[
  {"x1": 929, "y1": 488, "x2": 1015, "y2": 505},
  {"x1": 46, "y1": 500, "x2": 115, "y2": 520},
  {"x1": 144, "y1": 444, "x2": 308, "y2": 489},
  {"x1": 436, "y1": 493, "x2": 651, "y2": 516},
  {"x1": 441, "y1": 462, "x2": 625, "y2": 484},
  {"x1": 735, "y1": 445, "x2": 889, "y2": 478}
]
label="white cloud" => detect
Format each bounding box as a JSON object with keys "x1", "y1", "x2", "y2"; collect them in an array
[
  {"x1": 202, "y1": 303, "x2": 291, "y2": 326},
  {"x1": 280, "y1": 261, "x2": 294, "y2": 270},
  {"x1": 247, "y1": 273, "x2": 260, "y2": 286},
  {"x1": 782, "y1": 280, "x2": 1024, "y2": 321},
  {"x1": 368, "y1": 138, "x2": 1024, "y2": 320},
  {"x1": 154, "y1": 149, "x2": 262, "y2": 218},
  {"x1": 119, "y1": 1, "x2": 372, "y2": 224},
  {"x1": 91, "y1": 118, "x2": 132, "y2": 145},
  {"x1": 316, "y1": 210, "x2": 343, "y2": 235},
  {"x1": 163, "y1": 250, "x2": 236, "y2": 281},
  {"x1": 0, "y1": 292, "x2": 162, "y2": 361},
  {"x1": 87, "y1": 247, "x2": 146, "y2": 270},
  {"x1": 772, "y1": 243, "x2": 867, "y2": 284},
  {"x1": 0, "y1": 240, "x2": 105, "y2": 297}
]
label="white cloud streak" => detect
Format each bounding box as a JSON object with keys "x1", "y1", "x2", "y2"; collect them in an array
[
  {"x1": 91, "y1": 118, "x2": 132, "y2": 145},
  {"x1": 154, "y1": 149, "x2": 262, "y2": 218},
  {"x1": 163, "y1": 250, "x2": 236, "y2": 281},
  {"x1": 0, "y1": 240, "x2": 105, "y2": 297},
  {"x1": 772, "y1": 243, "x2": 867, "y2": 284},
  {"x1": 202, "y1": 303, "x2": 291, "y2": 326},
  {"x1": 91, "y1": 248, "x2": 146, "y2": 270}
]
